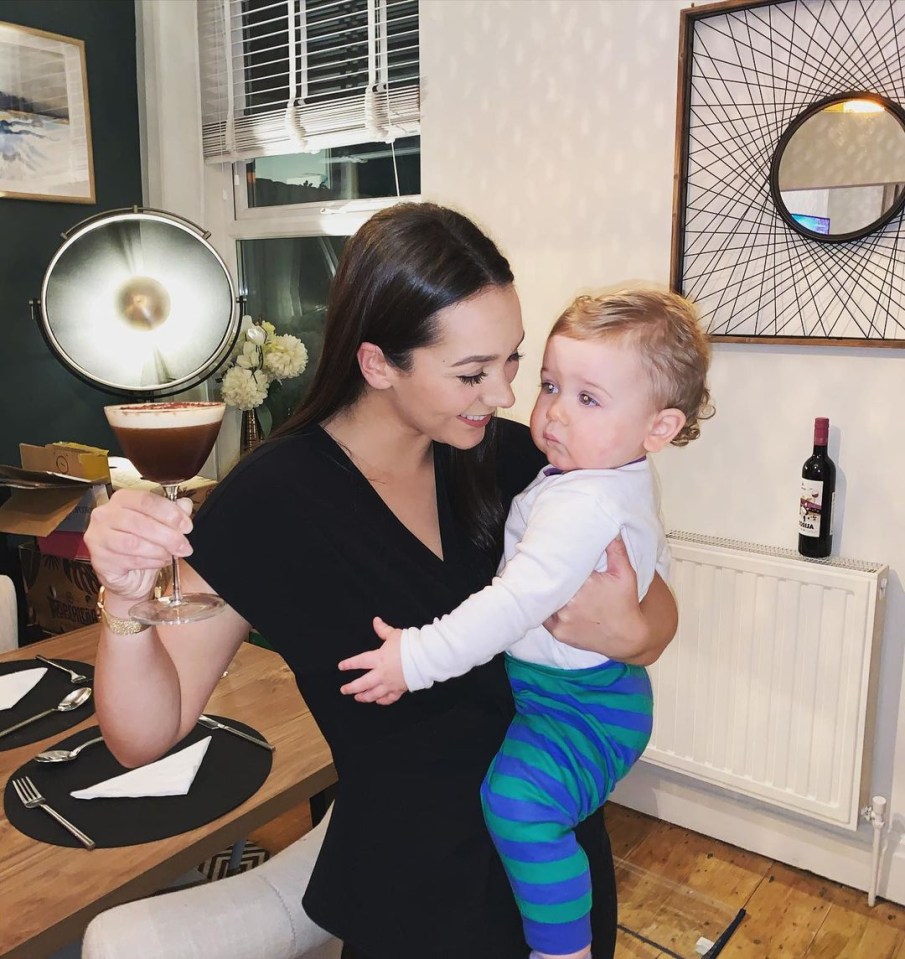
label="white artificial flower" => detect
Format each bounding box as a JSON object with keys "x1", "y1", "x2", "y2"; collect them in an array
[
  {"x1": 220, "y1": 366, "x2": 270, "y2": 410},
  {"x1": 218, "y1": 318, "x2": 307, "y2": 416},
  {"x1": 236, "y1": 341, "x2": 262, "y2": 370},
  {"x1": 263, "y1": 334, "x2": 308, "y2": 379}
]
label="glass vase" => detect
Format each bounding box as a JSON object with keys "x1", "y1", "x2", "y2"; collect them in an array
[{"x1": 240, "y1": 407, "x2": 263, "y2": 455}]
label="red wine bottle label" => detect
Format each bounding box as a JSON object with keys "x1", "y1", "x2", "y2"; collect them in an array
[{"x1": 799, "y1": 479, "x2": 824, "y2": 537}]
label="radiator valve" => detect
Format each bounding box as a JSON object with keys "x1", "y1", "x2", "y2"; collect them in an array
[{"x1": 861, "y1": 795, "x2": 887, "y2": 826}]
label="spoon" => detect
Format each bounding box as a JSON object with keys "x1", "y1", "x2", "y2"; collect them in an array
[
  {"x1": 0, "y1": 687, "x2": 93, "y2": 740},
  {"x1": 35, "y1": 655, "x2": 88, "y2": 684},
  {"x1": 35, "y1": 735, "x2": 105, "y2": 763}
]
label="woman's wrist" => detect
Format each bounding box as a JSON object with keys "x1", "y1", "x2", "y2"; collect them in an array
[
  {"x1": 616, "y1": 606, "x2": 651, "y2": 655},
  {"x1": 96, "y1": 586, "x2": 152, "y2": 635},
  {"x1": 598, "y1": 610, "x2": 652, "y2": 663},
  {"x1": 622, "y1": 578, "x2": 677, "y2": 665},
  {"x1": 614, "y1": 622, "x2": 658, "y2": 665}
]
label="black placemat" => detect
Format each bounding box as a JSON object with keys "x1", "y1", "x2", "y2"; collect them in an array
[
  {"x1": 0, "y1": 659, "x2": 95, "y2": 752},
  {"x1": 4, "y1": 717, "x2": 273, "y2": 848}
]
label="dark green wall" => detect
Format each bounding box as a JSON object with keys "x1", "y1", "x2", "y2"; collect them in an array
[{"x1": 0, "y1": 0, "x2": 142, "y2": 466}]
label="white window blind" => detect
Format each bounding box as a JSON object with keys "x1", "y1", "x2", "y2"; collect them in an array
[{"x1": 198, "y1": 0, "x2": 419, "y2": 162}]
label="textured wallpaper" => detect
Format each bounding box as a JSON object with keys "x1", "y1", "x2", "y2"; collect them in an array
[{"x1": 420, "y1": 0, "x2": 686, "y2": 420}]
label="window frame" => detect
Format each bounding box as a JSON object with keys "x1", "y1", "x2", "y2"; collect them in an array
[
  {"x1": 231, "y1": 158, "x2": 421, "y2": 228},
  {"x1": 224, "y1": 160, "x2": 419, "y2": 296}
]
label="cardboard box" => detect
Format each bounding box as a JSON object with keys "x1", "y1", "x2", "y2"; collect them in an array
[
  {"x1": 0, "y1": 443, "x2": 110, "y2": 537},
  {"x1": 36, "y1": 530, "x2": 91, "y2": 561},
  {"x1": 19, "y1": 442, "x2": 109, "y2": 482},
  {"x1": 19, "y1": 541, "x2": 101, "y2": 634},
  {"x1": 108, "y1": 457, "x2": 217, "y2": 510}
]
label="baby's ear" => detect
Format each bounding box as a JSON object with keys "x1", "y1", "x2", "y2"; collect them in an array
[{"x1": 644, "y1": 409, "x2": 686, "y2": 453}]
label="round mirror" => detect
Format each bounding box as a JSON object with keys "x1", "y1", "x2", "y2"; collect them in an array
[
  {"x1": 39, "y1": 210, "x2": 239, "y2": 396},
  {"x1": 770, "y1": 93, "x2": 905, "y2": 242}
]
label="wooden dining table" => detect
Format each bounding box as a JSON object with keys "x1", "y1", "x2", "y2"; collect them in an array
[{"x1": 0, "y1": 624, "x2": 337, "y2": 959}]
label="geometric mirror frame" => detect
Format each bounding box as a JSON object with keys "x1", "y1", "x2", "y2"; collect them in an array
[{"x1": 671, "y1": 0, "x2": 905, "y2": 345}]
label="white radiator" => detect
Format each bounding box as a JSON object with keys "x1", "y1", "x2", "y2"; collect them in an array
[{"x1": 644, "y1": 532, "x2": 888, "y2": 830}]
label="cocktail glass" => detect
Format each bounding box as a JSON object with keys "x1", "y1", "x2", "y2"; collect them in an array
[{"x1": 104, "y1": 401, "x2": 226, "y2": 625}]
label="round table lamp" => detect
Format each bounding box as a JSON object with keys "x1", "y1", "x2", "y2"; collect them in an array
[{"x1": 34, "y1": 208, "x2": 239, "y2": 396}]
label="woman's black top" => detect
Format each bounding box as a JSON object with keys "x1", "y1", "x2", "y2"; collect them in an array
[{"x1": 188, "y1": 419, "x2": 617, "y2": 959}]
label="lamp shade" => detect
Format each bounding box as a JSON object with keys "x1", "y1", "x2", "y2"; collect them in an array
[{"x1": 38, "y1": 210, "x2": 238, "y2": 395}]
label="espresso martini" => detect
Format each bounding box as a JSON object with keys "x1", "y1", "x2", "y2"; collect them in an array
[
  {"x1": 104, "y1": 400, "x2": 227, "y2": 625},
  {"x1": 105, "y1": 401, "x2": 225, "y2": 485}
]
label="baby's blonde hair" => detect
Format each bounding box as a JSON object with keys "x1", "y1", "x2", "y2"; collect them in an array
[{"x1": 550, "y1": 289, "x2": 714, "y2": 446}]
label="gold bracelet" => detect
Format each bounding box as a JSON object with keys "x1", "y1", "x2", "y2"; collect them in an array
[{"x1": 96, "y1": 586, "x2": 148, "y2": 635}]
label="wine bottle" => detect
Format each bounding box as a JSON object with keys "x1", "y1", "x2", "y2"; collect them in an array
[{"x1": 798, "y1": 417, "x2": 836, "y2": 558}]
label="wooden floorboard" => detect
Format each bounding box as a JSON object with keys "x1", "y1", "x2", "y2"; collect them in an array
[
  {"x1": 621, "y1": 818, "x2": 770, "y2": 907},
  {"x1": 249, "y1": 799, "x2": 905, "y2": 958},
  {"x1": 721, "y1": 862, "x2": 832, "y2": 958},
  {"x1": 806, "y1": 907, "x2": 905, "y2": 959}
]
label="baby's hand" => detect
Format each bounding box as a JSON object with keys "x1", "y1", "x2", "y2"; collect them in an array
[{"x1": 338, "y1": 617, "x2": 407, "y2": 705}]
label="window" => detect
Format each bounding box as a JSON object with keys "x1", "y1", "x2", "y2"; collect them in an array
[
  {"x1": 244, "y1": 135, "x2": 420, "y2": 208},
  {"x1": 237, "y1": 234, "x2": 348, "y2": 428},
  {"x1": 198, "y1": 0, "x2": 420, "y2": 427}
]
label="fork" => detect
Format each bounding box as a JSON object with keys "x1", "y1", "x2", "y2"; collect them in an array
[
  {"x1": 35, "y1": 655, "x2": 89, "y2": 684},
  {"x1": 11, "y1": 776, "x2": 96, "y2": 849}
]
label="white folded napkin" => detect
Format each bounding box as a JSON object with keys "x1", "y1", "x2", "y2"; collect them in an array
[
  {"x1": 71, "y1": 736, "x2": 212, "y2": 800},
  {"x1": 0, "y1": 667, "x2": 47, "y2": 710}
]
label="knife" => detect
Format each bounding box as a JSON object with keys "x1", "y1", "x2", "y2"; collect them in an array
[{"x1": 198, "y1": 715, "x2": 275, "y2": 751}]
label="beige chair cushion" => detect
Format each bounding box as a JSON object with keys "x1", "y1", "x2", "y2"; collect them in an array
[
  {"x1": 0, "y1": 575, "x2": 17, "y2": 653},
  {"x1": 82, "y1": 806, "x2": 339, "y2": 959}
]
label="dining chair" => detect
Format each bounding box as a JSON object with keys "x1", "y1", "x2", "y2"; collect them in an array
[
  {"x1": 0, "y1": 574, "x2": 17, "y2": 653},
  {"x1": 81, "y1": 805, "x2": 340, "y2": 959}
]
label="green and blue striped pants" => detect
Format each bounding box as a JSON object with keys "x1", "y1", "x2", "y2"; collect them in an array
[{"x1": 480, "y1": 655, "x2": 653, "y2": 956}]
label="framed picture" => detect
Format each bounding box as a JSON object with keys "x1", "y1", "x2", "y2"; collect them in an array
[
  {"x1": 671, "y1": 0, "x2": 905, "y2": 346},
  {"x1": 0, "y1": 21, "x2": 95, "y2": 204}
]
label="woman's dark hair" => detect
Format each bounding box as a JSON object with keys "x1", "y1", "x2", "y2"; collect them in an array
[{"x1": 274, "y1": 202, "x2": 515, "y2": 556}]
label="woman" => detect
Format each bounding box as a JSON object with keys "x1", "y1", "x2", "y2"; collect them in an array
[{"x1": 85, "y1": 202, "x2": 676, "y2": 959}]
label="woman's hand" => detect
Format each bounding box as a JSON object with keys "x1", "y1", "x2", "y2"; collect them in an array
[
  {"x1": 83, "y1": 489, "x2": 195, "y2": 602},
  {"x1": 544, "y1": 537, "x2": 677, "y2": 666}
]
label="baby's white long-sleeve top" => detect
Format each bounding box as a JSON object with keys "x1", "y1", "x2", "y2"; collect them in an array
[{"x1": 400, "y1": 459, "x2": 671, "y2": 691}]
